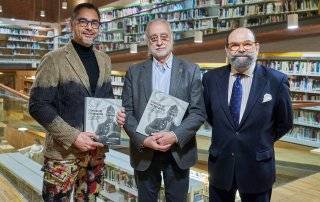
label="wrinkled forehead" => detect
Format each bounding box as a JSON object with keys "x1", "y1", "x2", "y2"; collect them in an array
[{"x1": 228, "y1": 29, "x2": 255, "y2": 43}]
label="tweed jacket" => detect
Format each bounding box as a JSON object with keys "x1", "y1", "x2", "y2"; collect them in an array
[{"x1": 29, "y1": 42, "x2": 114, "y2": 160}]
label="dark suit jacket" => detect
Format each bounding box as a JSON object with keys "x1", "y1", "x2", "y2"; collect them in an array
[
  {"x1": 202, "y1": 64, "x2": 293, "y2": 194},
  {"x1": 122, "y1": 56, "x2": 206, "y2": 171},
  {"x1": 29, "y1": 42, "x2": 114, "y2": 160}
]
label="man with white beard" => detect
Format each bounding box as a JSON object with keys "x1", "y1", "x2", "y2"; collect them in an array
[
  {"x1": 202, "y1": 27, "x2": 293, "y2": 202},
  {"x1": 120, "y1": 18, "x2": 206, "y2": 202}
]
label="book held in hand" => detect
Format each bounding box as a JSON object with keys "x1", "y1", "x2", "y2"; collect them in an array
[
  {"x1": 84, "y1": 97, "x2": 122, "y2": 146},
  {"x1": 136, "y1": 91, "x2": 189, "y2": 136}
]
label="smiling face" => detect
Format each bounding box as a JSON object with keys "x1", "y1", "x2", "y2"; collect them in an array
[
  {"x1": 71, "y1": 8, "x2": 100, "y2": 47},
  {"x1": 146, "y1": 21, "x2": 173, "y2": 61},
  {"x1": 226, "y1": 28, "x2": 260, "y2": 73}
]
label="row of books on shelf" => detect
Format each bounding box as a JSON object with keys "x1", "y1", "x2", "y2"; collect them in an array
[
  {"x1": 0, "y1": 27, "x2": 54, "y2": 37},
  {"x1": 113, "y1": 86, "x2": 123, "y2": 97},
  {"x1": 111, "y1": 75, "x2": 124, "y2": 84},
  {"x1": 100, "y1": 0, "x2": 219, "y2": 22},
  {"x1": 97, "y1": 33, "x2": 124, "y2": 42},
  {"x1": 220, "y1": 2, "x2": 281, "y2": 18},
  {"x1": 294, "y1": 109, "x2": 320, "y2": 123},
  {"x1": 283, "y1": 0, "x2": 319, "y2": 11},
  {"x1": 4, "y1": 43, "x2": 53, "y2": 50},
  {"x1": 105, "y1": 165, "x2": 137, "y2": 189},
  {"x1": 260, "y1": 61, "x2": 320, "y2": 75},
  {"x1": 99, "y1": 0, "x2": 180, "y2": 20},
  {"x1": 221, "y1": 0, "x2": 317, "y2": 10},
  {"x1": 7, "y1": 36, "x2": 53, "y2": 44},
  {"x1": 220, "y1": 0, "x2": 275, "y2": 6},
  {"x1": 221, "y1": 0, "x2": 318, "y2": 17},
  {"x1": 289, "y1": 126, "x2": 320, "y2": 142},
  {"x1": 94, "y1": 42, "x2": 131, "y2": 52},
  {"x1": 151, "y1": 1, "x2": 193, "y2": 13},
  {"x1": 291, "y1": 94, "x2": 320, "y2": 101},
  {"x1": 102, "y1": 11, "x2": 218, "y2": 32},
  {"x1": 289, "y1": 78, "x2": 320, "y2": 93},
  {"x1": 101, "y1": 7, "x2": 142, "y2": 22}
]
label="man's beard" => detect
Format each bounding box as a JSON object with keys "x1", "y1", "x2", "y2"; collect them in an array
[
  {"x1": 228, "y1": 52, "x2": 257, "y2": 70},
  {"x1": 149, "y1": 43, "x2": 173, "y2": 58}
]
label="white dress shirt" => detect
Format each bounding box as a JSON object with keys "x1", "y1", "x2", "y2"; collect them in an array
[{"x1": 228, "y1": 63, "x2": 256, "y2": 123}]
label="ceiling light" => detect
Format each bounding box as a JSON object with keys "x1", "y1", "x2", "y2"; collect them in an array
[
  {"x1": 18, "y1": 127, "x2": 28, "y2": 132},
  {"x1": 62, "y1": 1, "x2": 67, "y2": 9},
  {"x1": 287, "y1": 13, "x2": 298, "y2": 29},
  {"x1": 40, "y1": 10, "x2": 45, "y2": 18}
]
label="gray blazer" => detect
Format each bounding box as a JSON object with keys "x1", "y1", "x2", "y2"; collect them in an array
[{"x1": 122, "y1": 56, "x2": 206, "y2": 171}]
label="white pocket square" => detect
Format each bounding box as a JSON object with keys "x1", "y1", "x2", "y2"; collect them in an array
[{"x1": 262, "y1": 93, "x2": 272, "y2": 103}]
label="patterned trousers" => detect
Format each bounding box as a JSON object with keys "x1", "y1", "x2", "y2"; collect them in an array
[{"x1": 42, "y1": 148, "x2": 107, "y2": 202}]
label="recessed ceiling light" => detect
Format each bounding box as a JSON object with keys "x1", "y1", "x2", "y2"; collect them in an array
[
  {"x1": 40, "y1": 10, "x2": 45, "y2": 17},
  {"x1": 18, "y1": 127, "x2": 28, "y2": 132},
  {"x1": 62, "y1": 1, "x2": 67, "y2": 9}
]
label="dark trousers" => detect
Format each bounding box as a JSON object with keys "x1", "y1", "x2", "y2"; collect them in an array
[
  {"x1": 134, "y1": 151, "x2": 189, "y2": 202},
  {"x1": 209, "y1": 174, "x2": 272, "y2": 202}
]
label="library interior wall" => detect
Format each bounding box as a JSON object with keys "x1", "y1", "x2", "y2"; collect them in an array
[{"x1": 112, "y1": 35, "x2": 320, "y2": 70}]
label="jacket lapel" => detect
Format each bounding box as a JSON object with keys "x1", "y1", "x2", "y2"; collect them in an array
[
  {"x1": 93, "y1": 49, "x2": 107, "y2": 95},
  {"x1": 238, "y1": 65, "x2": 267, "y2": 128},
  {"x1": 216, "y1": 65, "x2": 237, "y2": 129},
  {"x1": 142, "y1": 59, "x2": 153, "y2": 102},
  {"x1": 64, "y1": 42, "x2": 92, "y2": 96},
  {"x1": 169, "y1": 57, "x2": 182, "y2": 97}
]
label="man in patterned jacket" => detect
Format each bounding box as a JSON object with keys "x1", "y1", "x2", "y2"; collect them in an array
[{"x1": 29, "y1": 3, "x2": 113, "y2": 201}]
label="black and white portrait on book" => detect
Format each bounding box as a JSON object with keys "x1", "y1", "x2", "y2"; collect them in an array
[
  {"x1": 84, "y1": 97, "x2": 122, "y2": 145},
  {"x1": 136, "y1": 91, "x2": 189, "y2": 136}
]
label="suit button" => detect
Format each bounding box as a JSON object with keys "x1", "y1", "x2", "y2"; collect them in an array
[
  {"x1": 235, "y1": 132, "x2": 239, "y2": 135},
  {"x1": 231, "y1": 153, "x2": 234, "y2": 156}
]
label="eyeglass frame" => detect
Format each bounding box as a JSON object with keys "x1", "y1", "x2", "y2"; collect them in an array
[
  {"x1": 226, "y1": 40, "x2": 259, "y2": 52},
  {"x1": 76, "y1": 17, "x2": 101, "y2": 29},
  {"x1": 148, "y1": 33, "x2": 171, "y2": 44}
]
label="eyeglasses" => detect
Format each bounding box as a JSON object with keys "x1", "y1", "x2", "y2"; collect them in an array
[
  {"x1": 227, "y1": 41, "x2": 257, "y2": 51},
  {"x1": 149, "y1": 34, "x2": 170, "y2": 44},
  {"x1": 77, "y1": 18, "x2": 101, "y2": 29}
]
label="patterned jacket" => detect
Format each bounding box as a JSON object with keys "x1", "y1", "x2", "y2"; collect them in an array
[{"x1": 29, "y1": 42, "x2": 114, "y2": 160}]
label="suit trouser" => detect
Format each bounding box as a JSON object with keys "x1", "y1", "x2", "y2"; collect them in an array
[
  {"x1": 41, "y1": 148, "x2": 106, "y2": 202},
  {"x1": 209, "y1": 173, "x2": 272, "y2": 202},
  {"x1": 134, "y1": 151, "x2": 189, "y2": 202}
]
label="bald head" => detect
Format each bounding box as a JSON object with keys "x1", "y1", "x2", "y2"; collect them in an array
[{"x1": 227, "y1": 27, "x2": 256, "y2": 45}]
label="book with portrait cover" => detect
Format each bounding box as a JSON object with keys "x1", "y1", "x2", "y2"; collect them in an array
[
  {"x1": 136, "y1": 91, "x2": 189, "y2": 136},
  {"x1": 84, "y1": 97, "x2": 122, "y2": 146}
]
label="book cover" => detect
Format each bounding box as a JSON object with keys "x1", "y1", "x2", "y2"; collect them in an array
[
  {"x1": 136, "y1": 91, "x2": 189, "y2": 136},
  {"x1": 84, "y1": 97, "x2": 122, "y2": 146}
]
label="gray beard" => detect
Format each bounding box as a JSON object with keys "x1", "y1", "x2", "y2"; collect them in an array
[
  {"x1": 229, "y1": 54, "x2": 256, "y2": 70},
  {"x1": 149, "y1": 43, "x2": 173, "y2": 59}
]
